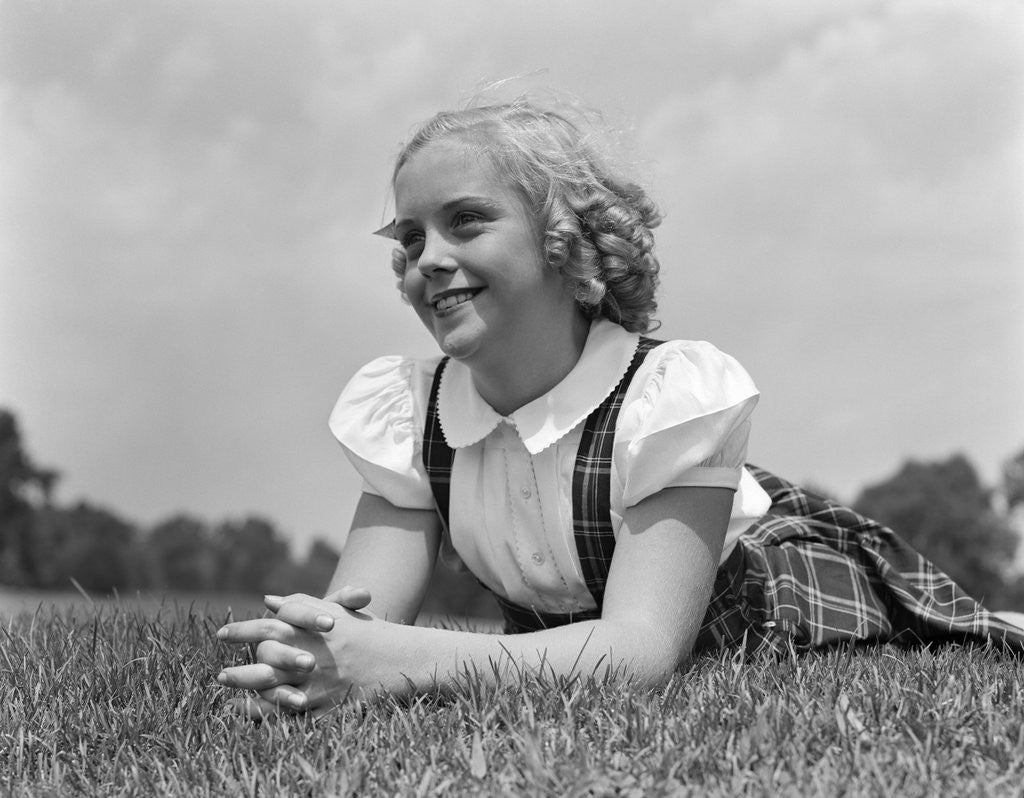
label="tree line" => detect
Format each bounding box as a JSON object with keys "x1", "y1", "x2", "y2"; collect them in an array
[
  {"x1": 2, "y1": 407, "x2": 1023, "y2": 613},
  {"x1": 0, "y1": 408, "x2": 497, "y2": 617},
  {"x1": 0, "y1": 410, "x2": 338, "y2": 597}
]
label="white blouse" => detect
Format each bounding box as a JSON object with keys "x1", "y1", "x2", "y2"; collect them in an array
[{"x1": 329, "y1": 319, "x2": 771, "y2": 615}]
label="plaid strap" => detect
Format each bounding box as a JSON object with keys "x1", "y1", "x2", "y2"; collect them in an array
[
  {"x1": 572, "y1": 336, "x2": 663, "y2": 606},
  {"x1": 423, "y1": 359, "x2": 455, "y2": 532}
]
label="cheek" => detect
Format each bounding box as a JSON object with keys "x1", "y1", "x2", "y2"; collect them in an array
[
  {"x1": 392, "y1": 247, "x2": 425, "y2": 300},
  {"x1": 401, "y1": 263, "x2": 423, "y2": 295},
  {"x1": 403, "y1": 269, "x2": 434, "y2": 323}
]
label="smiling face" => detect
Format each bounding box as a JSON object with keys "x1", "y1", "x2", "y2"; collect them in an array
[{"x1": 393, "y1": 139, "x2": 582, "y2": 370}]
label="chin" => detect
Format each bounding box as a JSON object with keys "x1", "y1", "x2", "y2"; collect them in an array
[
  {"x1": 435, "y1": 326, "x2": 485, "y2": 362},
  {"x1": 438, "y1": 337, "x2": 481, "y2": 362}
]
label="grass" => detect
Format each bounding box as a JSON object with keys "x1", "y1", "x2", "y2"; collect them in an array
[
  {"x1": 2, "y1": 602, "x2": 1023, "y2": 797},
  {"x1": 0, "y1": 585, "x2": 268, "y2": 622}
]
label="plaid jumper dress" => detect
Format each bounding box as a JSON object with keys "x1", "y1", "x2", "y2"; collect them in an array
[{"x1": 423, "y1": 338, "x2": 1024, "y2": 654}]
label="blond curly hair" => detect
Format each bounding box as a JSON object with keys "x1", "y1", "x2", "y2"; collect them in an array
[{"x1": 389, "y1": 100, "x2": 662, "y2": 333}]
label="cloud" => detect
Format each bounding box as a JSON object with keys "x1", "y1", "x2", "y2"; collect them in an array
[
  {"x1": 637, "y1": 0, "x2": 1023, "y2": 298},
  {"x1": 1, "y1": 0, "x2": 1021, "y2": 550}
]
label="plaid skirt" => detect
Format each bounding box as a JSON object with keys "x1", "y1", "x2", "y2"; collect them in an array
[
  {"x1": 497, "y1": 466, "x2": 1024, "y2": 655},
  {"x1": 693, "y1": 466, "x2": 1024, "y2": 655}
]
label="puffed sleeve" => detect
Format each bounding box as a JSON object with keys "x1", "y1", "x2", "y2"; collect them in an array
[
  {"x1": 328, "y1": 355, "x2": 440, "y2": 510},
  {"x1": 614, "y1": 341, "x2": 759, "y2": 508}
]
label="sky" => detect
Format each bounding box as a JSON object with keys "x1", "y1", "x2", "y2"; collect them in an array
[{"x1": 1, "y1": 0, "x2": 1022, "y2": 556}]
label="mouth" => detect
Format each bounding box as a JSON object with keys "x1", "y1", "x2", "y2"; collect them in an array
[{"x1": 431, "y1": 289, "x2": 482, "y2": 313}]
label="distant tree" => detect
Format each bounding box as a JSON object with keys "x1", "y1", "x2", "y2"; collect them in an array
[
  {"x1": 260, "y1": 537, "x2": 342, "y2": 596},
  {"x1": 1, "y1": 409, "x2": 34, "y2": 517},
  {"x1": 1000, "y1": 576, "x2": 1024, "y2": 611},
  {"x1": 30, "y1": 468, "x2": 60, "y2": 508},
  {"x1": 214, "y1": 516, "x2": 292, "y2": 593},
  {"x1": 0, "y1": 510, "x2": 35, "y2": 586},
  {"x1": 31, "y1": 501, "x2": 142, "y2": 591},
  {"x1": 0, "y1": 409, "x2": 59, "y2": 585},
  {"x1": 1003, "y1": 448, "x2": 1024, "y2": 511},
  {"x1": 148, "y1": 514, "x2": 217, "y2": 591},
  {"x1": 295, "y1": 538, "x2": 341, "y2": 596},
  {"x1": 854, "y1": 453, "x2": 1019, "y2": 604}
]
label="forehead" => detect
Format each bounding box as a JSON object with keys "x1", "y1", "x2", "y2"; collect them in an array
[{"x1": 393, "y1": 139, "x2": 519, "y2": 215}]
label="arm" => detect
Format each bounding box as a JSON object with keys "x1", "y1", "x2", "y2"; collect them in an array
[
  {"x1": 218, "y1": 485, "x2": 731, "y2": 712},
  {"x1": 326, "y1": 492, "x2": 442, "y2": 624},
  {"x1": 357, "y1": 483, "x2": 732, "y2": 687}
]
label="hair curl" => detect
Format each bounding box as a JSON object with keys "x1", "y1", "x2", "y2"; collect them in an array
[{"x1": 389, "y1": 100, "x2": 662, "y2": 332}]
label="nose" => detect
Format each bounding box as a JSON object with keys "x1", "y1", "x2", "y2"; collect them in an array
[{"x1": 416, "y1": 231, "x2": 457, "y2": 278}]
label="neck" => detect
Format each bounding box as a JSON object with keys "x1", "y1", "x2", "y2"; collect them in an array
[{"x1": 470, "y1": 313, "x2": 590, "y2": 417}]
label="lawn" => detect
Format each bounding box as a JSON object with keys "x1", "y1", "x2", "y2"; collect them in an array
[{"x1": 2, "y1": 600, "x2": 1023, "y2": 796}]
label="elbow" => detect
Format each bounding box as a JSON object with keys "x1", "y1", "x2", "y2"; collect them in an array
[{"x1": 599, "y1": 618, "x2": 692, "y2": 687}]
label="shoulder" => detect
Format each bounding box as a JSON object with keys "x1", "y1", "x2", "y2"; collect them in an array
[
  {"x1": 625, "y1": 338, "x2": 759, "y2": 428},
  {"x1": 335, "y1": 354, "x2": 444, "y2": 404},
  {"x1": 328, "y1": 354, "x2": 444, "y2": 510},
  {"x1": 329, "y1": 354, "x2": 444, "y2": 455},
  {"x1": 614, "y1": 338, "x2": 760, "y2": 504}
]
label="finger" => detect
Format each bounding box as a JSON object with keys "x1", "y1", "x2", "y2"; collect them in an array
[
  {"x1": 323, "y1": 585, "x2": 372, "y2": 610},
  {"x1": 263, "y1": 592, "x2": 320, "y2": 613},
  {"x1": 263, "y1": 594, "x2": 285, "y2": 613},
  {"x1": 216, "y1": 617, "x2": 301, "y2": 645},
  {"x1": 217, "y1": 662, "x2": 298, "y2": 691},
  {"x1": 256, "y1": 639, "x2": 317, "y2": 673},
  {"x1": 258, "y1": 684, "x2": 310, "y2": 712},
  {"x1": 275, "y1": 591, "x2": 320, "y2": 604},
  {"x1": 274, "y1": 599, "x2": 338, "y2": 632}
]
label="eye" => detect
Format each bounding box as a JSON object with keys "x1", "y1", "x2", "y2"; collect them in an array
[
  {"x1": 400, "y1": 230, "x2": 424, "y2": 258},
  {"x1": 452, "y1": 210, "x2": 483, "y2": 228}
]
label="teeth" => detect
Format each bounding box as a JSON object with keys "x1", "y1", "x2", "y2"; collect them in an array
[{"x1": 434, "y1": 292, "x2": 475, "y2": 311}]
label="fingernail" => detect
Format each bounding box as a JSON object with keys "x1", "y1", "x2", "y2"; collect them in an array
[
  {"x1": 216, "y1": 672, "x2": 228, "y2": 685},
  {"x1": 264, "y1": 594, "x2": 283, "y2": 603},
  {"x1": 297, "y1": 654, "x2": 314, "y2": 670},
  {"x1": 316, "y1": 614, "x2": 334, "y2": 630},
  {"x1": 216, "y1": 627, "x2": 228, "y2": 640},
  {"x1": 290, "y1": 694, "x2": 306, "y2": 709}
]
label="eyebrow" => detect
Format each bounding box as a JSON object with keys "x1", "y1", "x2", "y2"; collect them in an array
[{"x1": 394, "y1": 195, "x2": 499, "y2": 235}]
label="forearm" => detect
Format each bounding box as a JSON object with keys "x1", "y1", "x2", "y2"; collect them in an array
[
  {"x1": 327, "y1": 494, "x2": 442, "y2": 624},
  {"x1": 327, "y1": 556, "x2": 430, "y2": 625},
  {"x1": 363, "y1": 615, "x2": 687, "y2": 695}
]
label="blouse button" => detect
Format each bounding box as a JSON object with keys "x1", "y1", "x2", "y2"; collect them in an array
[
  {"x1": 520, "y1": 487, "x2": 532, "y2": 499},
  {"x1": 531, "y1": 552, "x2": 545, "y2": 565}
]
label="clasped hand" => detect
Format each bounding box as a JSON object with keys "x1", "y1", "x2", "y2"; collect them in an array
[{"x1": 216, "y1": 586, "x2": 376, "y2": 718}]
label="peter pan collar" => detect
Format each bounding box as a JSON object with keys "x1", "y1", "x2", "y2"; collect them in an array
[{"x1": 437, "y1": 320, "x2": 641, "y2": 455}]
